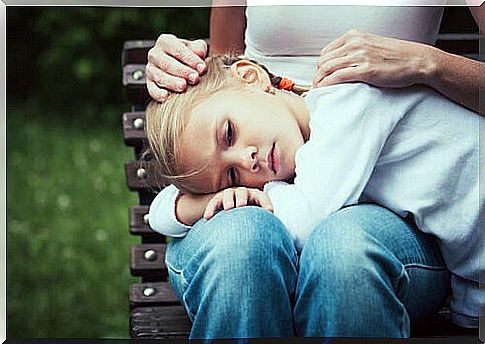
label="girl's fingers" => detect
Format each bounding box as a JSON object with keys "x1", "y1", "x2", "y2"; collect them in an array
[
  {"x1": 203, "y1": 193, "x2": 223, "y2": 219},
  {"x1": 249, "y1": 190, "x2": 274, "y2": 212},
  {"x1": 222, "y1": 188, "x2": 236, "y2": 210},
  {"x1": 313, "y1": 56, "x2": 359, "y2": 87},
  {"x1": 235, "y1": 187, "x2": 249, "y2": 208}
]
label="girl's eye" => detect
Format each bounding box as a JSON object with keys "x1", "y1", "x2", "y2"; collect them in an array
[
  {"x1": 228, "y1": 167, "x2": 237, "y2": 186},
  {"x1": 226, "y1": 121, "x2": 234, "y2": 145}
]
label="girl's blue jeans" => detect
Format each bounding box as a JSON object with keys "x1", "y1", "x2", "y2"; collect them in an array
[{"x1": 165, "y1": 204, "x2": 450, "y2": 339}]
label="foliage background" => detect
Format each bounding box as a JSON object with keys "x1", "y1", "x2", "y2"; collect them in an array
[{"x1": 7, "y1": 7, "x2": 210, "y2": 338}]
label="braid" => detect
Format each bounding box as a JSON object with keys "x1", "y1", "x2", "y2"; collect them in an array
[{"x1": 219, "y1": 54, "x2": 311, "y2": 96}]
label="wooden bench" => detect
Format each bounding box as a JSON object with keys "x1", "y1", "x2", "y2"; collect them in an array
[{"x1": 122, "y1": 7, "x2": 481, "y2": 339}]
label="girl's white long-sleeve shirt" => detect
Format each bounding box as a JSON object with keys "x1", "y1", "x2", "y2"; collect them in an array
[{"x1": 148, "y1": 83, "x2": 482, "y2": 327}]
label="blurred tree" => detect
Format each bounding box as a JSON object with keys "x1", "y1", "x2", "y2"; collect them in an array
[{"x1": 7, "y1": 7, "x2": 211, "y2": 126}]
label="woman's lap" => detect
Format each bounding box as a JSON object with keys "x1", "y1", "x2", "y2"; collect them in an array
[{"x1": 165, "y1": 204, "x2": 449, "y2": 338}]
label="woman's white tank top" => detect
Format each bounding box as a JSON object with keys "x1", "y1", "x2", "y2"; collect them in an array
[{"x1": 244, "y1": 4, "x2": 445, "y2": 84}]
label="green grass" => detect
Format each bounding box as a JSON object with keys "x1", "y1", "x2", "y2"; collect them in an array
[{"x1": 7, "y1": 105, "x2": 139, "y2": 338}]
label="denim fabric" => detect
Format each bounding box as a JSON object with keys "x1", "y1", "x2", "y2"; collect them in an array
[{"x1": 165, "y1": 204, "x2": 449, "y2": 339}]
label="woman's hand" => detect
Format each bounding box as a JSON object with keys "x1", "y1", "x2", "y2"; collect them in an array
[
  {"x1": 146, "y1": 33, "x2": 208, "y2": 102},
  {"x1": 313, "y1": 30, "x2": 435, "y2": 89},
  {"x1": 203, "y1": 187, "x2": 273, "y2": 220}
]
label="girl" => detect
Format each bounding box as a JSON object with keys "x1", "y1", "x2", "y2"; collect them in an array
[{"x1": 146, "y1": 55, "x2": 482, "y2": 328}]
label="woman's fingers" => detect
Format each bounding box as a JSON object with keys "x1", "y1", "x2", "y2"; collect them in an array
[
  {"x1": 313, "y1": 56, "x2": 360, "y2": 86},
  {"x1": 154, "y1": 34, "x2": 206, "y2": 73},
  {"x1": 146, "y1": 34, "x2": 208, "y2": 100},
  {"x1": 316, "y1": 66, "x2": 366, "y2": 88},
  {"x1": 146, "y1": 80, "x2": 169, "y2": 102},
  {"x1": 145, "y1": 62, "x2": 186, "y2": 94},
  {"x1": 319, "y1": 31, "x2": 348, "y2": 57},
  {"x1": 182, "y1": 38, "x2": 208, "y2": 61}
]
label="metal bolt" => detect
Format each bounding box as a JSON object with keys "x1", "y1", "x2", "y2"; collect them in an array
[
  {"x1": 144, "y1": 249, "x2": 157, "y2": 261},
  {"x1": 133, "y1": 117, "x2": 144, "y2": 130},
  {"x1": 132, "y1": 69, "x2": 144, "y2": 81},
  {"x1": 143, "y1": 213, "x2": 150, "y2": 225},
  {"x1": 143, "y1": 287, "x2": 156, "y2": 297},
  {"x1": 136, "y1": 168, "x2": 147, "y2": 179}
]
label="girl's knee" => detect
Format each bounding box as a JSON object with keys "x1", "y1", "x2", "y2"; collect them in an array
[
  {"x1": 190, "y1": 206, "x2": 295, "y2": 268},
  {"x1": 206, "y1": 206, "x2": 292, "y2": 248}
]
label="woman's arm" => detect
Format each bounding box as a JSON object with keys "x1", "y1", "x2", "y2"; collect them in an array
[
  {"x1": 314, "y1": 29, "x2": 483, "y2": 114},
  {"x1": 425, "y1": 45, "x2": 482, "y2": 114},
  {"x1": 210, "y1": 0, "x2": 247, "y2": 55}
]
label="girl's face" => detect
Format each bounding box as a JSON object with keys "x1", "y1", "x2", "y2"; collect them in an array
[{"x1": 178, "y1": 87, "x2": 309, "y2": 194}]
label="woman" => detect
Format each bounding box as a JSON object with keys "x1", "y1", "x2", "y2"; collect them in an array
[{"x1": 144, "y1": 2, "x2": 483, "y2": 338}]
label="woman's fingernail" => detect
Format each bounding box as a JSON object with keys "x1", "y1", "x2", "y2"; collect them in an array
[
  {"x1": 188, "y1": 72, "x2": 198, "y2": 83},
  {"x1": 196, "y1": 63, "x2": 205, "y2": 73}
]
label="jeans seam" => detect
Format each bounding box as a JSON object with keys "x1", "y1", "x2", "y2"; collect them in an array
[
  {"x1": 182, "y1": 293, "x2": 196, "y2": 322},
  {"x1": 165, "y1": 259, "x2": 195, "y2": 322},
  {"x1": 393, "y1": 267, "x2": 410, "y2": 337},
  {"x1": 403, "y1": 263, "x2": 447, "y2": 271}
]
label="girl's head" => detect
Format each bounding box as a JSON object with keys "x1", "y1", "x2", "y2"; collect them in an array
[{"x1": 146, "y1": 55, "x2": 310, "y2": 194}]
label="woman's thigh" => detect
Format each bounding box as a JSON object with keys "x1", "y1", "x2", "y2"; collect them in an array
[{"x1": 295, "y1": 204, "x2": 449, "y2": 337}]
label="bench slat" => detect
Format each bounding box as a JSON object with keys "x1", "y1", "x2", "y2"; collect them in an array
[
  {"x1": 123, "y1": 111, "x2": 147, "y2": 146},
  {"x1": 129, "y1": 205, "x2": 165, "y2": 237},
  {"x1": 122, "y1": 40, "x2": 155, "y2": 66},
  {"x1": 130, "y1": 306, "x2": 191, "y2": 339},
  {"x1": 130, "y1": 281, "x2": 180, "y2": 306},
  {"x1": 125, "y1": 160, "x2": 162, "y2": 191},
  {"x1": 131, "y1": 243, "x2": 168, "y2": 278}
]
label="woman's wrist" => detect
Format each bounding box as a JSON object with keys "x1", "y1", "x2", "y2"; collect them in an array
[{"x1": 415, "y1": 43, "x2": 441, "y2": 87}]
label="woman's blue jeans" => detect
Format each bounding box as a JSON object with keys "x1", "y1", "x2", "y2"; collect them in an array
[{"x1": 165, "y1": 204, "x2": 450, "y2": 339}]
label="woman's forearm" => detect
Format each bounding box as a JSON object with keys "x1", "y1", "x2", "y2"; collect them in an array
[
  {"x1": 210, "y1": 1, "x2": 246, "y2": 55},
  {"x1": 419, "y1": 44, "x2": 483, "y2": 114}
]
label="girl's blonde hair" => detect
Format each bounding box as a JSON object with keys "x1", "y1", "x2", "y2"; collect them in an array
[{"x1": 145, "y1": 54, "x2": 308, "y2": 191}]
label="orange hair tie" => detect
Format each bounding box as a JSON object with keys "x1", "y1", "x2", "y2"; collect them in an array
[{"x1": 278, "y1": 77, "x2": 295, "y2": 91}]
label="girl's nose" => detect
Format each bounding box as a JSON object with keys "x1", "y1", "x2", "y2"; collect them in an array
[{"x1": 241, "y1": 146, "x2": 259, "y2": 172}]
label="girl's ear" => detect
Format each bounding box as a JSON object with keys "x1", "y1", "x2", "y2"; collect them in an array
[{"x1": 230, "y1": 60, "x2": 271, "y2": 91}]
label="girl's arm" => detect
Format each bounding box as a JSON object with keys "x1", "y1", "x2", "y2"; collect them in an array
[
  {"x1": 148, "y1": 185, "x2": 214, "y2": 237},
  {"x1": 148, "y1": 184, "x2": 273, "y2": 238},
  {"x1": 262, "y1": 84, "x2": 421, "y2": 250}
]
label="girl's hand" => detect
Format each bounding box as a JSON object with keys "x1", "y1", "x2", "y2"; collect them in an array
[
  {"x1": 203, "y1": 187, "x2": 274, "y2": 220},
  {"x1": 146, "y1": 33, "x2": 208, "y2": 102},
  {"x1": 313, "y1": 30, "x2": 435, "y2": 89}
]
